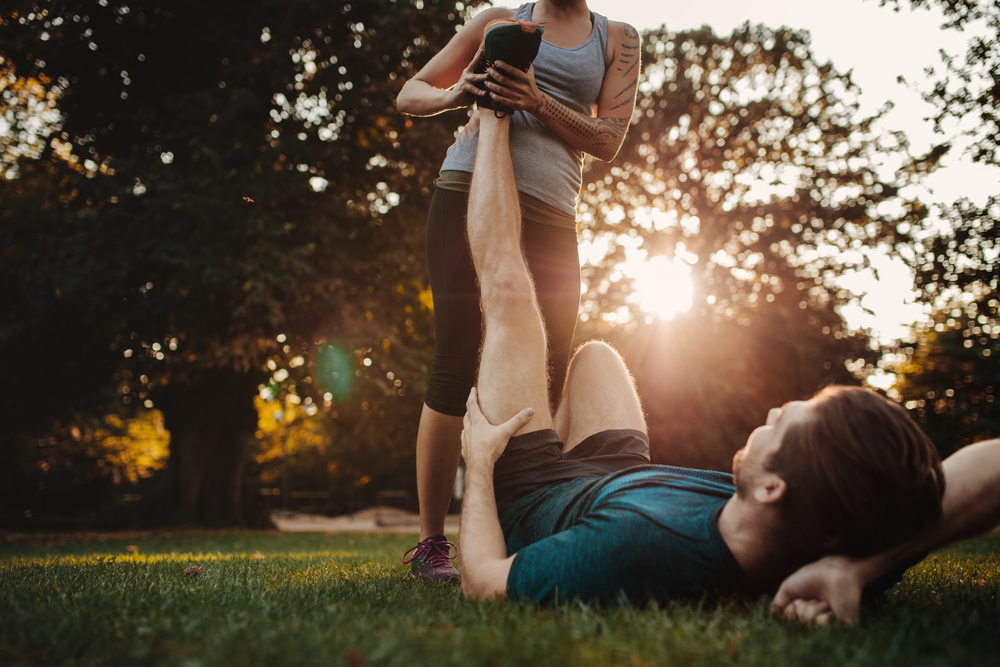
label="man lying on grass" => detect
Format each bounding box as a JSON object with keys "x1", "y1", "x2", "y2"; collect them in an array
[{"x1": 456, "y1": 107, "x2": 1000, "y2": 622}]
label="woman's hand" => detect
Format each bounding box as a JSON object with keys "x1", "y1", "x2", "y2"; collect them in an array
[
  {"x1": 396, "y1": 6, "x2": 514, "y2": 116},
  {"x1": 484, "y1": 62, "x2": 545, "y2": 114},
  {"x1": 447, "y1": 42, "x2": 490, "y2": 109}
]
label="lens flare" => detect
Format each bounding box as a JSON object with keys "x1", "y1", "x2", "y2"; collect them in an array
[{"x1": 313, "y1": 343, "x2": 354, "y2": 401}]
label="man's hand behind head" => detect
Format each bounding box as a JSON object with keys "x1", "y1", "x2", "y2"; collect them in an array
[{"x1": 772, "y1": 555, "x2": 864, "y2": 625}]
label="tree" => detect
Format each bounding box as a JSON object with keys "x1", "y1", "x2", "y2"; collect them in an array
[
  {"x1": 876, "y1": 0, "x2": 999, "y2": 448},
  {"x1": 0, "y1": 0, "x2": 476, "y2": 525},
  {"x1": 2, "y1": 7, "x2": 943, "y2": 517},
  {"x1": 879, "y1": 0, "x2": 998, "y2": 303},
  {"x1": 881, "y1": 0, "x2": 999, "y2": 165},
  {"x1": 577, "y1": 24, "x2": 934, "y2": 469},
  {"x1": 893, "y1": 296, "x2": 999, "y2": 457}
]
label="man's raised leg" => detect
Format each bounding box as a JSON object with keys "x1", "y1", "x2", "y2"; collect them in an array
[
  {"x1": 467, "y1": 113, "x2": 554, "y2": 434},
  {"x1": 458, "y1": 113, "x2": 555, "y2": 599}
]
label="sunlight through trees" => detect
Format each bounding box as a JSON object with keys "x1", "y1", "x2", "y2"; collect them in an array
[{"x1": 2, "y1": 0, "x2": 995, "y2": 524}]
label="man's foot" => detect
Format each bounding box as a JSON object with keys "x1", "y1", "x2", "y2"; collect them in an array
[
  {"x1": 475, "y1": 20, "x2": 544, "y2": 117},
  {"x1": 401, "y1": 535, "x2": 460, "y2": 583}
]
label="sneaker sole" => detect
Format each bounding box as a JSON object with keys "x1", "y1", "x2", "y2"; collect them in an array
[
  {"x1": 475, "y1": 20, "x2": 544, "y2": 116},
  {"x1": 483, "y1": 19, "x2": 543, "y2": 72}
]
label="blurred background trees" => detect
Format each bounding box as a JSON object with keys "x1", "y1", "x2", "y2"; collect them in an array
[
  {"x1": 893, "y1": 297, "x2": 999, "y2": 458},
  {"x1": 577, "y1": 23, "x2": 930, "y2": 468},
  {"x1": 878, "y1": 0, "x2": 999, "y2": 455},
  {"x1": 1, "y1": 0, "x2": 995, "y2": 528},
  {"x1": 0, "y1": 0, "x2": 461, "y2": 526}
]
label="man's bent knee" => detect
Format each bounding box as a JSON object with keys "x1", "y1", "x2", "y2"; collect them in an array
[{"x1": 570, "y1": 341, "x2": 627, "y2": 374}]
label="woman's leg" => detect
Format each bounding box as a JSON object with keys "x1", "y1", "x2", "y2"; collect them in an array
[
  {"x1": 408, "y1": 187, "x2": 480, "y2": 579},
  {"x1": 523, "y1": 220, "x2": 581, "y2": 407},
  {"x1": 414, "y1": 404, "x2": 464, "y2": 539}
]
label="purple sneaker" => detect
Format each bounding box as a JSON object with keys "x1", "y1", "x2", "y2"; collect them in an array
[{"x1": 402, "y1": 535, "x2": 460, "y2": 583}]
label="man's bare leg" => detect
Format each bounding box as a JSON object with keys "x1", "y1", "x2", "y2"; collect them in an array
[
  {"x1": 467, "y1": 114, "x2": 554, "y2": 433},
  {"x1": 553, "y1": 341, "x2": 646, "y2": 452},
  {"x1": 458, "y1": 112, "x2": 555, "y2": 598}
]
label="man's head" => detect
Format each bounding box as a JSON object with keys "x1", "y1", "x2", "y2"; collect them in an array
[{"x1": 733, "y1": 385, "x2": 945, "y2": 562}]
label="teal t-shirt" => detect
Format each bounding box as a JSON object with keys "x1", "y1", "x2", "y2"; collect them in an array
[{"x1": 502, "y1": 466, "x2": 753, "y2": 605}]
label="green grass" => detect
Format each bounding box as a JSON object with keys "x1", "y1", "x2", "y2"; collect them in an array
[{"x1": 1, "y1": 530, "x2": 998, "y2": 667}]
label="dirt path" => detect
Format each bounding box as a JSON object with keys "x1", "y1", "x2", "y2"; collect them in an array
[{"x1": 271, "y1": 506, "x2": 460, "y2": 533}]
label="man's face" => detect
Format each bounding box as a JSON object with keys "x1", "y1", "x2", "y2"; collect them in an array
[{"x1": 733, "y1": 400, "x2": 813, "y2": 498}]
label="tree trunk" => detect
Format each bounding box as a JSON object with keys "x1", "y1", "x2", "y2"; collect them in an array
[{"x1": 153, "y1": 368, "x2": 269, "y2": 527}]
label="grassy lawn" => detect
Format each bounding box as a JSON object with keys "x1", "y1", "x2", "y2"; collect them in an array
[{"x1": 1, "y1": 530, "x2": 998, "y2": 667}]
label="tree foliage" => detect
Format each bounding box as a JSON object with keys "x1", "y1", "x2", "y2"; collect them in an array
[
  {"x1": 1, "y1": 5, "x2": 948, "y2": 518},
  {"x1": 0, "y1": 0, "x2": 476, "y2": 524},
  {"x1": 881, "y1": 0, "x2": 999, "y2": 302},
  {"x1": 578, "y1": 24, "x2": 932, "y2": 469},
  {"x1": 881, "y1": 0, "x2": 1000, "y2": 166},
  {"x1": 893, "y1": 296, "x2": 1000, "y2": 456},
  {"x1": 876, "y1": 0, "x2": 999, "y2": 448}
]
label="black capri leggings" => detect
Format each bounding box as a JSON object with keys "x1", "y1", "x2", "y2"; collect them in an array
[{"x1": 424, "y1": 187, "x2": 581, "y2": 417}]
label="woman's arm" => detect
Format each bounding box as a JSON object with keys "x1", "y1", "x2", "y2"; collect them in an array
[
  {"x1": 483, "y1": 21, "x2": 641, "y2": 161},
  {"x1": 395, "y1": 7, "x2": 514, "y2": 117}
]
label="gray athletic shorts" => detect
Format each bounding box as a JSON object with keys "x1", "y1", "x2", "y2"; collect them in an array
[{"x1": 492, "y1": 428, "x2": 650, "y2": 516}]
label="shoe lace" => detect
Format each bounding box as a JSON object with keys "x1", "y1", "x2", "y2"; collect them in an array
[{"x1": 401, "y1": 538, "x2": 457, "y2": 567}]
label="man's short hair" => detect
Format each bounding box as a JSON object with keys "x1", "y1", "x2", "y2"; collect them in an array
[{"x1": 766, "y1": 385, "x2": 945, "y2": 561}]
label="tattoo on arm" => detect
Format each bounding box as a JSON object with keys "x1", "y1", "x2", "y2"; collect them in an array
[
  {"x1": 610, "y1": 25, "x2": 641, "y2": 111},
  {"x1": 618, "y1": 57, "x2": 639, "y2": 78},
  {"x1": 609, "y1": 96, "x2": 634, "y2": 112},
  {"x1": 616, "y1": 26, "x2": 641, "y2": 77},
  {"x1": 612, "y1": 78, "x2": 637, "y2": 102},
  {"x1": 538, "y1": 95, "x2": 630, "y2": 161}
]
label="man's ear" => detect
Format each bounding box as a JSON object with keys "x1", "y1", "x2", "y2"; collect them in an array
[{"x1": 753, "y1": 473, "x2": 787, "y2": 505}]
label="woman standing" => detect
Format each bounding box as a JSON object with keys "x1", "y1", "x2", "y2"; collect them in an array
[{"x1": 396, "y1": 0, "x2": 640, "y2": 581}]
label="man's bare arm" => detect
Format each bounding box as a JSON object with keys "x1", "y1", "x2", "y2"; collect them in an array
[
  {"x1": 458, "y1": 388, "x2": 531, "y2": 599},
  {"x1": 773, "y1": 437, "x2": 1000, "y2": 624}
]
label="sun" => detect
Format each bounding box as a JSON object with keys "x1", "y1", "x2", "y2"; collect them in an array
[
  {"x1": 578, "y1": 234, "x2": 696, "y2": 322},
  {"x1": 620, "y1": 253, "x2": 694, "y2": 320}
]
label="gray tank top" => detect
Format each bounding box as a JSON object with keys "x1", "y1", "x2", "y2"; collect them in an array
[{"x1": 439, "y1": 3, "x2": 608, "y2": 224}]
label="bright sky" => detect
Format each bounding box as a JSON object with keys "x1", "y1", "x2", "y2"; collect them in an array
[{"x1": 583, "y1": 0, "x2": 1000, "y2": 345}]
